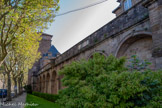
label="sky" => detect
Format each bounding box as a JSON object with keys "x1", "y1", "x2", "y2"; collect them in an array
[{"x1": 45, "y1": 0, "x2": 119, "y2": 53}]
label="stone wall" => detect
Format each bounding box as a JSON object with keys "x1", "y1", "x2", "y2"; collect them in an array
[
  {"x1": 28, "y1": 33, "x2": 52, "y2": 89},
  {"x1": 144, "y1": 0, "x2": 162, "y2": 69},
  {"x1": 35, "y1": 0, "x2": 162, "y2": 94},
  {"x1": 55, "y1": 0, "x2": 149, "y2": 66},
  {"x1": 113, "y1": 0, "x2": 142, "y2": 16}
]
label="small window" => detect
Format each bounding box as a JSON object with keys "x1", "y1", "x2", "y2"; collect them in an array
[{"x1": 124, "y1": 0, "x2": 132, "y2": 11}]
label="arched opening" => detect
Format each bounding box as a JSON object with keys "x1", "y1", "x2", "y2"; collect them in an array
[
  {"x1": 40, "y1": 76, "x2": 42, "y2": 92},
  {"x1": 116, "y1": 34, "x2": 155, "y2": 69},
  {"x1": 88, "y1": 50, "x2": 107, "y2": 59},
  {"x1": 46, "y1": 73, "x2": 50, "y2": 93},
  {"x1": 51, "y1": 71, "x2": 57, "y2": 94},
  {"x1": 37, "y1": 77, "x2": 40, "y2": 92},
  {"x1": 43, "y1": 75, "x2": 45, "y2": 93},
  {"x1": 58, "y1": 75, "x2": 64, "y2": 90}
]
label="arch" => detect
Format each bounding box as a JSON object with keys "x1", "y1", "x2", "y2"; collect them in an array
[
  {"x1": 116, "y1": 33, "x2": 155, "y2": 69},
  {"x1": 39, "y1": 76, "x2": 42, "y2": 92},
  {"x1": 115, "y1": 31, "x2": 152, "y2": 57},
  {"x1": 58, "y1": 75, "x2": 64, "y2": 90},
  {"x1": 46, "y1": 73, "x2": 50, "y2": 93},
  {"x1": 43, "y1": 75, "x2": 46, "y2": 93},
  {"x1": 51, "y1": 71, "x2": 57, "y2": 94},
  {"x1": 37, "y1": 77, "x2": 40, "y2": 92},
  {"x1": 88, "y1": 50, "x2": 108, "y2": 59}
]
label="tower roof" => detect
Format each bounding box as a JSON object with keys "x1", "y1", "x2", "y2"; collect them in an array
[
  {"x1": 43, "y1": 45, "x2": 60, "y2": 57},
  {"x1": 48, "y1": 45, "x2": 60, "y2": 57},
  {"x1": 41, "y1": 32, "x2": 53, "y2": 37}
]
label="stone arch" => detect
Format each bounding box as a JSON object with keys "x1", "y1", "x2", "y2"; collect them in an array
[
  {"x1": 51, "y1": 71, "x2": 57, "y2": 94},
  {"x1": 37, "y1": 77, "x2": 40, "y2": 92},
  {"x1": 116, "y1": 33, "x2": 155, "y2": 69},
  {"x1": 46, "y1": 73, "x2": 50, "y2": 93},
  {"x1": 115, "y1": 31, "x2": 152, "y2": 56},
  {"x1": 58, "y1": 67, "x2": 64, "y2": 91},
  {"x1": 88, "y1": 50, "x2": 108, "y2": 59},
  {"x1": 43, "y1": 75, "x2": 46, "y2": 93},
  {"x1": 39, "y1": 76, "x2": 42, "y2": 92}
]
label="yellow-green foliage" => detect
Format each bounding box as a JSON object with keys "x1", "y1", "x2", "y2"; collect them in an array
[
  {"x1": 57, "y1": 53, "x2": 162, "y2": 108},
  {"x1": 0, "y1": 0, "x2": 60, "y2": 84},
  {"x1": 0, "y1": 0, "x2": 60, "y2": 66}
]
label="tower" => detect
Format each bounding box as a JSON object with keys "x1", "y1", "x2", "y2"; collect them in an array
[{"x1": 28, "y1": 33, "x2": 59, "y2": 90}]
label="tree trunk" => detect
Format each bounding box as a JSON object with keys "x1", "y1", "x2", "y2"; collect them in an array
[
  {"x1": 13, "y1": 79, "x2": 17, "y2": 97},
  {"x1": 0, "y1": 51, "x2": 7, "y2": 67},
  {"x1": 0, "y1": 59, "x2": 4, "y2": 67},
  {"x1": 18, "y1": 78, "x2": 22, "y2": 95},
  {"x1": 7, "y1": 73, "x2": 12, "y2": 101},
  {"x1": 18, "y1": 79, "x2": 20, "y2": 94},
  {"x1": 20, "y1": 81, "x2": 23, "y2": 94}
]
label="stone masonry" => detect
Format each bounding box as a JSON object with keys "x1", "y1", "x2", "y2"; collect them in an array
[
  {"x1": 29, "y1": 0, "x2": 162, "y2": 94},
  {"x1": 28, "y1": 33, "x2": 59, "y2": 90}
]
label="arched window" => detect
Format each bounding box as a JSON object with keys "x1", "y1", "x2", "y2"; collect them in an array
[{"x1": 124, "y1": 0, "x2": 132, "y2": 11}]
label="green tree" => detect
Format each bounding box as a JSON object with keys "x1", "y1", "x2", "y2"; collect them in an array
[
  {"x1": 0, "y1": 0, "x2": 60, "y2": 66},
  {"x1": 3, "y1": 31, "x2": 41, "y2": 100},
  {"x1": 57, "y1": 53, "x2": 162, "y2": 108}
]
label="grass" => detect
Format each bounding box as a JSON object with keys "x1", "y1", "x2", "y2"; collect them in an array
[{"x1": 25, "y1": 94, "x2": 60, "y2": 108}]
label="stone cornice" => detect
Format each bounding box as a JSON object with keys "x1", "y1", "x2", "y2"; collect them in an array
[
  {"x1": 143, "y1": 0, "x2": 157, "y2": 8},
  {"x1": 54, "y1": 0, "x2": 149, "y2": 66}
]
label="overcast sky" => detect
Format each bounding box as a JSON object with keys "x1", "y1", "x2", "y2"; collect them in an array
[{"x1": 45, "y1": 0, "x2": 119, "y2": 53}]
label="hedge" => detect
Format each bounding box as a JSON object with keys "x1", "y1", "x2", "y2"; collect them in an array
[
  {"x1": 24, "y1": 85, "x2": 32, "y2": 94},
  {"x1": 32, "y1": 92, "x2": 59, "y2": 102},
  {"x1": 57, "y1": 54, "x2": 162, "y2": 108}
]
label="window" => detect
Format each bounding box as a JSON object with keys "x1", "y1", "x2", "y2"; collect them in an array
[{"x1": 124, "y1": 0, "x2": 132, "y2": 11}]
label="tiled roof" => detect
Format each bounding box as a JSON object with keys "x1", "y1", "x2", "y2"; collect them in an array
[
  {"x1": 48, "y1": 45, "x2": 60, "y2": 57},
  {"x1": 43, "y1": 45, "x2": 59, "y2": 57}
]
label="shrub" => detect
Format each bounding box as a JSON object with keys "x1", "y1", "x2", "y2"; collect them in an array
[
  {"x1": 24, "y1": 85, "x2": 32, "y2": 94},
  {"x1": 57, "y1": 53, "x2": 162, "y2": 108},
  {"x1": 128, "y1": 55, "x2": 151, "y2": 71},
  {"x1": 32, "y1": 92, "x2": 59, "y2": 102}
]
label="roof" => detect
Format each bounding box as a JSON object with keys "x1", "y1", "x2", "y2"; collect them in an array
[
  {"x1": 112, "y1": 4, "x2": 121, "y2": 13},
  {"x1": 41, "y1": 32, "x2": 53, "y2": 37},
  {"x1": 48, "y1": 45, "x2": 60, "y2": 57},
  {"x1": 43, "y1": 45, "x2": 60, "y2": 57}
]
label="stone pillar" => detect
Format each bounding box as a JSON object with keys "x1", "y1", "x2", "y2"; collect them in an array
[{"x1": 144, "y1": 0, "x2": 162, "y2": 69}]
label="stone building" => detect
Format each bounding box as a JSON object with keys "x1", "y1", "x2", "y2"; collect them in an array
[
  {"x1": 28, "y1": 33, "x2": 59, "y2": 90},
  {"x1": 29, "y1": 0, "x2": 162, "y2": 94}
]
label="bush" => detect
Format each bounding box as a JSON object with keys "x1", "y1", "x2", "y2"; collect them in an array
[
  {"x1": 127, "y1": 55, "x2": 151, "y2": 71},
  {"x1": 57, "y1": 53, "x2": 162, "y2": 108},
  {"x1": 32, "y1": 92, "x2": 59, "y2": 102},
  {"x1": 24, "y1": 85, "x2": 32, "y2": 94}
]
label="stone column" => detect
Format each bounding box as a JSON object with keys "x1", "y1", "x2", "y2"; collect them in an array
[{"x1": 144, "y1": 0, "x2": 162, "y2": 69}]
